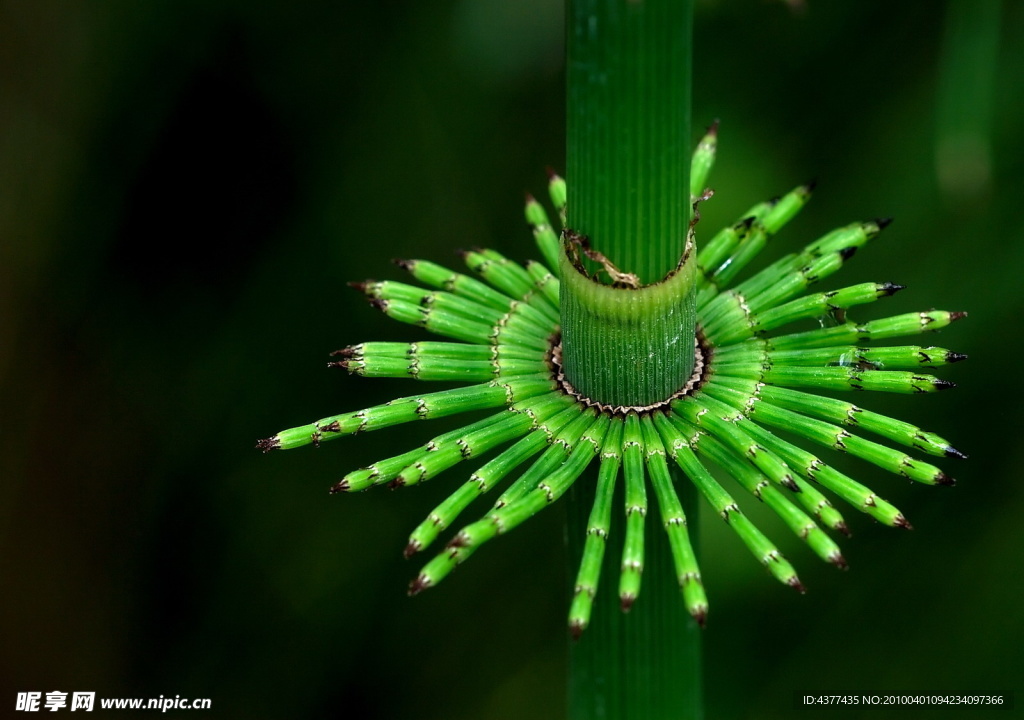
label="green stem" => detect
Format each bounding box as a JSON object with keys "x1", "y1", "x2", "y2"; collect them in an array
[
  {"x1": 566, "y1": 0, "x2": 692, "y2": 284},
  {"x1": 561, "y1": 0, "x2": 696, "y2": 410},
  {"x1": 559, "y1": 252, "x2": 697, "y2": 409},
  {"x1": 564, "y1": 0, "x2": 702, "y2": 718}
]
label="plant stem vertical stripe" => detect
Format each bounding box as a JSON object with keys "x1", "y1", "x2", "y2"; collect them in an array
[
  {"x1": 566, "y1": 0, "x2": 693, "y2": 284},
  {"x1": 564, "y1": 0, "x2": 701, "y2": 718},
  {"x1": 559, "y1": 251, "x2": 697, "y2": 409}
]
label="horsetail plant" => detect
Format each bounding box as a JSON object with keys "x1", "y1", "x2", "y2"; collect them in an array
[
  {"x1": 258, "y1": 125, "x2": 966, "y2": 629},
  {"x1": 259, "y1": 2, "x2": 964, "y2": 717}
]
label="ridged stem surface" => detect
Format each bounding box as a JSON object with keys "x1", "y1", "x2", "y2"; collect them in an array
[
  {"x1": 564, "y1": 1, "x2": 702, "y2": 719},
  {"x1": 566, "y1": 0, "x2": 692, "y2": 284},
  {"x1": 559, "y1": 250, "x2": 697, "y2": 409}
]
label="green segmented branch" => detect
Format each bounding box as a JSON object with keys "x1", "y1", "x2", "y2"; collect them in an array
[
  {"x1": 617, "y1": 413, "x2": 648, "y2": 609},
  {"x1": 642, "y1": 416, "x2": 707, "y2": 621},
  {"x1": 568, "y1": 419, "x2": 622, "y2": 636},
  {"x1": 259, "y1": 120, "x2": 966, "y2": 667}
]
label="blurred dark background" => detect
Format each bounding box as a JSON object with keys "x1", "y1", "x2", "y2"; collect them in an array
[{"x1": 1, "y1": 1, "x2": 1020, "y2": 718}]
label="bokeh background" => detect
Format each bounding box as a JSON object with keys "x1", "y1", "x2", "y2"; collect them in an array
[{"x1": 2, "y1": 1, "x2": 1020, "y2": 718}]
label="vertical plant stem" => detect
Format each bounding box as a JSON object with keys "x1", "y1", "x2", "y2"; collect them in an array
[
  {"x1": 561, "y1": 0, "x2": 696, "y2": 410},
  {"x1": 566, "y1": 0, "x2": 692, "y2": 284},
  {"x1": 564, "y1": 0, "x2": 702, "y2": 719}
]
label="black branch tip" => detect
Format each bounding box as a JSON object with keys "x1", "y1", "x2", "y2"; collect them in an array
[
  {"x1": 692, "y1": 607, "x2": 708, "y2": 629},
  {"x1": 830, "y1": 552, "x2": 849, "y2": 571},
  {"x1": 803, "y1": 177, "x2": 818, "y2": 194},
  {"x1": 347, "y1": 280, "x2": 372, "y2": 294},
  {"x1": 329, "y1": 479, "x2": 350, "y2": 494},
  {"x1": 836, "y1": 522, "x2": 852, "y2": 538},
  {"x1": 706, "y1": 118, "x2": 720, "y2": 137},
  {"x1": 569, "y1": 620, "x2": 586, "y2": 641},
  {"x1": 545, "y1": 166, "x2": 561, "y2": 181},
  {"x1": 368, "y1": 298, "x2": 388, "y2": 312},
  {"x1": 524, "y1": 191, "x2": 536, "y2": 205},
  {"x1": 620, "y1": 594, "x2": 636, "y2": 613},
  {"x1": 949, "y1": 311, "x2": 968, "y2": 322},
  {"x1": 874, "y1": 217, "x2": 894, "y2": 230},
  {"x1": 946, "y1": 351, "x2": 968, "y2": 363},
  {"x1": 945, "y1": 446, "x2": 969, "y2": 460},
  {"x1": 933, "y1": 379, "x2": 957, "y2": 391},
  {"x1": 881, "y1": 282, "x2": 907, "y2": 296},
  {"x1": 788, "y1": 577, "x2": 807, "y2": 594},
  {"x1": 934, "y1": 472, "x2": 957, "y2": 487},
  {"x1": 407, "y1": 574, "x2": 431, "y2": 596},
  {"x1": 403, "y1": 540, "x2": 421, "y2": 559},
  {"x1": 255, "y1": 437, "x2": 280, "y2": 453},
  {"x1": 894, "y1": 514, "x2": 914, "y2": 530},
  {"x1": 839, "y1": 246, "x2": 859, "y2": 261},
  {"x1": 391, "y1": 258, "x2": 415, "y2": 271},
  {"x1": 330, "y1": 346, "x2": 357, "y2": 358}
]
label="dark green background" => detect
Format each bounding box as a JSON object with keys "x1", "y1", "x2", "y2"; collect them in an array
[{"x1": 2, "y1": 1, "x2": 1020, "y2": 718}]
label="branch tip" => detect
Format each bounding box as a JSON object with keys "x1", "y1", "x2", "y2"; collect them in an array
[
  {"x1": 255, "y1": 437, "x2": 280, "y2": 453},
  {"x1": 408, "y1": 574, "x2": 431, "y2": 596},
  {"x1": 945, "y1": 446, "x2": 968, "y2": 460},
  {"x1": 569, "y1": 620, "x2": 586, "y2": 641}
]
